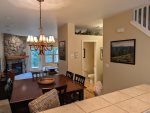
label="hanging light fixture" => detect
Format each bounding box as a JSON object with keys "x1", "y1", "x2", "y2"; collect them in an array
[{"x1": 27, "y1": 0, "x2": 55, "y2": 55}]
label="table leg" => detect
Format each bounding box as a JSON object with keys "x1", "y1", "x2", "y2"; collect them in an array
[{"x1": 79, "y1": 89, "x2": 84, "y2": 100}]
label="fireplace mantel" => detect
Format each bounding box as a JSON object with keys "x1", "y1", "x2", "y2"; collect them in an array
[{"x1": 6, "y1": 55, "x2": 29, "y2": 60}]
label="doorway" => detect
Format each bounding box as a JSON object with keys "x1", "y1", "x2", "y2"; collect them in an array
[{"x1": 82, "y1": 41, "x2": 97, "y2": 84}]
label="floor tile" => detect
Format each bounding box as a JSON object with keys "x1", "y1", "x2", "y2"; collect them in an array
[
  {"x1": 136, "y1": 93, "x2": 150, "y2": 104},
  {"x1": 91, "y1": 105, "x2": 128, "y2": 113},
  {"x1": 119, "y1": 87, "x2": 146, "y2": 97},
  {"x1": 41, "y1": 103, "x2": 85, "y2": 113},
  {"x1": 134, "y1": 84, "x2": 150, "y2": 92},
  {"x1": 75, "y1": 96, "x2": 111, "y2": 113},
  {"x1": 116, "y1": 98, "x2": 150, "y2": 113},
  {"x1": 101, "y1": 91, "x2": 132, "y2": 104}
]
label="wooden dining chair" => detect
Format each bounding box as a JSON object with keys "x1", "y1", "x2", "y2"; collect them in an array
[
  {"x1": 66, "y1": 71, "x2": 74, "y2": 80},
  {"x1": 28, "y1": 89, "x2": 60, "y2": 113},
  {"x1": 31, "y1": 71, "x2": 41, "y2": 79},
  {"x1": 70, "y1": 74, "x2": 85, "y2": 102},
  {"x1": 56, "y1": 84, "x2": 67, "y2": 105},
  {"x1": 42, "y1": 71, "x2": 48, "y2": 77},
  {"x1": 74, "y1": 74, "x2": 85, "y2": 86},
  {"x1": 4, "y1": 78, "x2": 13, "y2": 100},
  {"x1": 8, "y1": 70, "x2": 15, "y2": 81}
]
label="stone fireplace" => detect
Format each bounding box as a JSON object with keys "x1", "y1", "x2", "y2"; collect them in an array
[
  {"x1": 12, "y1": 62, "x2": 22, "y2": 75},
  {"x1": 6, "y1": 56, "x2": 28, "y2": 75},
  {"x1": 3, "y1": 33, "x2": 28, "y2": 74}
]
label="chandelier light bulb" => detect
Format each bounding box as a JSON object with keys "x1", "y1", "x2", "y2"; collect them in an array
[
  {"x1": 49, "y1": 36, "x2": 52, "y2": 42},
  {"x1": 27, "y1": 35, "x2": 31, "y2": 42},
  {"x1": 51, "y1": 36, "x2": 55, "y2": 43},
  {"x1": 39, "y1": 35, "x2": 43, "y2": 42},
  {"x1": 34, "y1": 37, "x2": 38, "y2": 42},
  {"x1": 43, "y1": 35, "x2": 46, "y2": 42},
  {"x1": 30, "y1": 36, "x2": 34, "y2": 42}
]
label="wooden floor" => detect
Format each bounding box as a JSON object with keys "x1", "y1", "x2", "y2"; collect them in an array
[{"x1": 84, "y1": 79, "x2": 95, "y2": 99}]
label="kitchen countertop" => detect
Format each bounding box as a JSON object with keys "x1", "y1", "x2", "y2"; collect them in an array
[{"x1": 40, "y1": 84, "x2": 150, "y2": 113}]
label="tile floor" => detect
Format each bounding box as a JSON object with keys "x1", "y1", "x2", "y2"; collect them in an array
[{"x1": 40, "y1": 84, "x2": 150, "y2": 113}]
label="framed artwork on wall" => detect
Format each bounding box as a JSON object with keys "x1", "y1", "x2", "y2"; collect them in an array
[
  {"x1": 111, "y1": 39, "x2": 136, "y2": 65},
  {"x1": 100, "y1": 47, "x2": 103, "y2": 60},
  {"x1": 59, "y1": 41, "x2": 66, "y2": 60}
]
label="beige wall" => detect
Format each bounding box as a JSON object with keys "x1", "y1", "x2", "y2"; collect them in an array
[
  {"x1": 103, "y1": 10, "x2": 150, "y2": 93},
  {"x1": 58, "y1": 24, "x2": 68, "y2": 74},
  {"x1": 58, "y1": 23, "x2": 103, "y2": 82},
  {"x1": 68, "y1": 23, "x2": 103, "y2": 82}
]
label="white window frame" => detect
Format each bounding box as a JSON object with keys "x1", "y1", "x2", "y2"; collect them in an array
[
  {"x1": 45, "y1": 47, "x2": 59, "y2": 64},
  {"x1": 31, "y1": 48, "x2": 40, "y2": 69}
]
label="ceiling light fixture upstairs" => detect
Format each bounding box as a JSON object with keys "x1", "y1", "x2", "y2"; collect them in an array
[{"x1": 27, "y1": 0, "x2": 55, "y2": 55}]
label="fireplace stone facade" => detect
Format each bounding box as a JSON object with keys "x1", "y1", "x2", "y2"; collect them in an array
[{"x1": 4, "y1": 33, "x2": 28, "y2": 74}]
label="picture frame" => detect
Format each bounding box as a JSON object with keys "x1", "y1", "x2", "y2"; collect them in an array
[
  {"x1": 111, "y1": 39, "x2": 136, "y2": 65},
  {"x1": 100, "y1": 47, "x2": 103, "y2": 60},
  {"x1": 59, "y1": 41, "x2": 66, "y2": 60},
  {"x1": 83, "y1": 48, "x2": 86, "y2": 58}
]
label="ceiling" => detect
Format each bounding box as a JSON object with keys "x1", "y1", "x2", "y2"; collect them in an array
[{"x1": 0, "y1": 0, "x2": 149, "y2": 37}]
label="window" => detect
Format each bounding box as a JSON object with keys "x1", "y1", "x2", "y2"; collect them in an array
[
  {"x1": 135, "y1": 10, "x2": 137, "y2": 21},
  {"x1": 143, "y1": 7, "x2": 147, "y2": 27},
  {"x1": 45, "y1": 47, "x2": 58, "y2": 63},
  {"x1": 31, "y1": 48, "x2": 40, "y2": 68},
  {"x1": 138, "y1": 8, "x2": 142, "y2": 24}
]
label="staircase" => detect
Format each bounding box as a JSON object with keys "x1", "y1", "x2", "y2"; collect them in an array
[{"x1": 130, "y1": 4, "x2": 150, "y2": 37}]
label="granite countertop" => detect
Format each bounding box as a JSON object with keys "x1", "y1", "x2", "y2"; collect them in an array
[{"x1": 40, "y1": 84, "x2": 150, "y2": 113}]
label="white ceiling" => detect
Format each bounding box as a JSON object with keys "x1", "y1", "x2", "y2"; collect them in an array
[{"x1": 0, "y1": 0, "x2": 149, "y2": 37}]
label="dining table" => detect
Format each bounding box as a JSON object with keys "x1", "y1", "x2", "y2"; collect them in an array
[{"x1": 10, "y1": 72, "x2": 84, "y2": 104}]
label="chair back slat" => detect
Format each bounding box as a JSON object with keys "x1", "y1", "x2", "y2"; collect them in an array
[
  {"x1": 66, "y1": 71, "x2": 74, "y2": 80},
  {"x1": 74, "y1": 74, "x2": 85, "y2": 86}
]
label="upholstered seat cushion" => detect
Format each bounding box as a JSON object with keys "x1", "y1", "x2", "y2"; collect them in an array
[
  {"x1": 94, "y1": 81, "x2": 103, "y2": 96},
  {"x1": 28, "y1": 89, "x2": 60, "y2": 113}
]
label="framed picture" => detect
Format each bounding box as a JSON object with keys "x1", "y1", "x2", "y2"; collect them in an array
[
  {"x1": 59, "y1": 41, "x2": 66, "y2": 60},
  {"x1": 100, "y1": 47, "x2": 103, "y2": 60},
  {"x1": 111, "y1": 39, "x2": 136, "y2": 65}
]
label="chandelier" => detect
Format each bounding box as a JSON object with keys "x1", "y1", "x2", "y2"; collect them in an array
[{"x1": 27, "y1": 0, "x2": 55, "y2": 55}]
